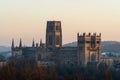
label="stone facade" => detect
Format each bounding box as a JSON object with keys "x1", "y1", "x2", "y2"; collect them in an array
[
  {"x1": 77, "y1": 33, "x2": 101, "y2": 66},
  {"x1": 12, "y1": 21, "x2": 101, "y2": 66}
]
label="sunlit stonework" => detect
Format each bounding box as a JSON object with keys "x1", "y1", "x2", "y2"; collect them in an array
[{"x1": 12, "y1": 21, "x2": 101, "y2": 66}]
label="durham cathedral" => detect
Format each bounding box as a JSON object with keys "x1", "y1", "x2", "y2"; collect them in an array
[{"x1": 11, "y1": 21, "x2": 101, "y2": 66}]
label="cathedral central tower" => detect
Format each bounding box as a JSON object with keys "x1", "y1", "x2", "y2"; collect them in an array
[{"x1": 46, "y1": 21, "x2": 62, "y2": 51}]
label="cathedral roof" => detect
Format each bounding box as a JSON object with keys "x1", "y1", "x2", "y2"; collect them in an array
[{"x1": 59, "y1": 47, "x2": 78, "y2": 51}]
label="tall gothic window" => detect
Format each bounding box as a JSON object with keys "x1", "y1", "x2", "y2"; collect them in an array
[
  {"x1": 56, "y1": 26, "x2": 60, "y2": 31},
  {"x1": 49, "y1": 36, "x2": 52, "y2": 45},
  {"x1": 56, "y1": 36, "x2": 60, "y2": 45}
]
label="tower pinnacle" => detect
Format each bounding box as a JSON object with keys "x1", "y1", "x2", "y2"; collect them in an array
[
  {"x1": 40, "y1": 39, "x2": 42, "y2": 47},
  {"x1": 12, "y1": 39, "x2": 14, "y2": 49},
  {"x1": 32, "y1": 39, "x2": 35, "y2": 47},
  {"x1": 19, "y1": 38, "x2": 22, "y2": 48}
]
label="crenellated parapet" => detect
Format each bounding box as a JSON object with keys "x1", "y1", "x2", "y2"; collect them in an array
[
  {"x1": 77, "y1": 33, "x2": 101, "y2": 45},
  {"x1": 77, "y1": 32, "x2": 101, "y2": 37}
]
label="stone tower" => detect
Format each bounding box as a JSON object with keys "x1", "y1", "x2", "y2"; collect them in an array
[
  {"x1": 46, "y1": 21, "x2": 62, "y2": 51},
  {"x1": 77, "y1": 33, "x2": 101, "y2": 66}
]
